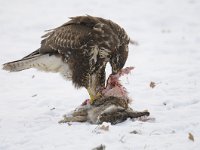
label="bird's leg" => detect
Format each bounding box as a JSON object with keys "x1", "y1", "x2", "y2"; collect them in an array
[
  {"x1": 87, "y1": 88, "x2": 101, "y2": 104},
  {"x1": 87, "y1": 73, "x2": 103, "y2": 104},
  {"x1": 86, "y1": 67, "x2": 134, "y2": 104}
]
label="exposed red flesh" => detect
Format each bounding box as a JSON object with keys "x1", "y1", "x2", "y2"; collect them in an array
[
  {"x1": 101, "y1": 67, "x2": 134, "y2": 98},
  {"x1": 81, "y1": 99, "x2": 90, "y2": 106},
  {"x1": 81, "y1": 67, "x2": 134, "y2": 106}
]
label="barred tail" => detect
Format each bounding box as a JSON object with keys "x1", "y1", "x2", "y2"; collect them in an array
[
  {"x1": 3, "y1": 49, "x2": 67, "y2": 74},
  {"x1": 3, "y1": 55, "x2": 41, "y2": 72}
]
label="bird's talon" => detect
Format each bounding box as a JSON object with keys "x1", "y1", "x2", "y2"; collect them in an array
[{"x1": 89, "y1": 93, "x2": 102, "y2": 104}]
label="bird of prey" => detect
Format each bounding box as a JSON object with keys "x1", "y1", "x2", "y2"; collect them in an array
[{"x1": 3, "y1": 15, "x2": 130, "y2": 103}]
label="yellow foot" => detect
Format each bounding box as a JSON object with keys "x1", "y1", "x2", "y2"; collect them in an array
[{"x1": 87, "y1": 88, "x2": 102, "y2": 104}]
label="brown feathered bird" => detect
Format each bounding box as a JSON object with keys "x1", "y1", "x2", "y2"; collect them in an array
[{"x1": 3, "y1": 15, "x2": 130, "y2": 103}]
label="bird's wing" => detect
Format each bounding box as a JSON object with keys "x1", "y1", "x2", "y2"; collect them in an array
[
  {"x1": 39, "y1": 16, "x2": 119, "y2": 55},
  {"x1": 40, "y1": 24, "x2": 92, "y2": 54}
]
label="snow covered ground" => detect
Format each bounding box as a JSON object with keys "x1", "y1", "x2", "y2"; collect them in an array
[{"x1": 0, "y1": 0, "x2": 200, "y2": 149}]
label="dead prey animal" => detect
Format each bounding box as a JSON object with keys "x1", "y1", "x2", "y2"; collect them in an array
[
  {"x1": 59, "y1": 67, "x2": 150, "y2": 125},
  {"x1": 59, "y1": 96, "x2": 149, "y2": 125}
]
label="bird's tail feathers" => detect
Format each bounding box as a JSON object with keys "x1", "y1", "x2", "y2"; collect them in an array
[{"x1": 3, "y1": 54, "x2": 42, "y2": 72}]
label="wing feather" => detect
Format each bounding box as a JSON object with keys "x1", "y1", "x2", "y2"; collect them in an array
[
  {"x1": 40, "y1": 24, "x2": 92, "y2": 54},
  {"x1": 39, "y1": 16, "x2": 123, "y2": 57}
]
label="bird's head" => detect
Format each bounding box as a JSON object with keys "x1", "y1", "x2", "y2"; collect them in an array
[{"x1": 110, "y1": 44, "x2": 129, "y2": 75}]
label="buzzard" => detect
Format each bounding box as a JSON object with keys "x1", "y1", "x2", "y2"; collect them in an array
[{"x1": 3, "y1": 15, "x2": 130, "y2": 103}]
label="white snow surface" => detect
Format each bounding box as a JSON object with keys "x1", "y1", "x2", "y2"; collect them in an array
[{"x1": 0, "y1": 0, "x2": 200, "y2": 149}]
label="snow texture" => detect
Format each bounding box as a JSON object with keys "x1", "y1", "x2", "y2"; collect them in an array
[{"x1": 0, "y1": 0, "x2": 200, "y2": 149}]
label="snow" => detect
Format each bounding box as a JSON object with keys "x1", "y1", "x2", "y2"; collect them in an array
[{"x1": 0, "y1": 0, "x2": 200, "y2": 149}]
